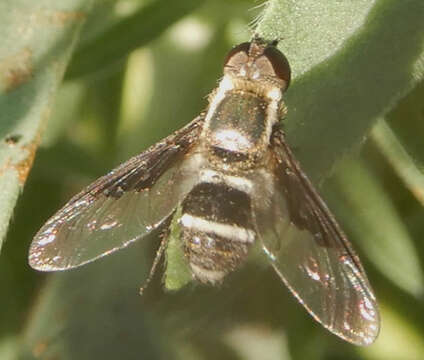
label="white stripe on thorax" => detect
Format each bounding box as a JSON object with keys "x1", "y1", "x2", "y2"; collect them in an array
[
  {"x1": 211, "y1": 128, "x2": 253, "y2": 153},
  {"x1": 264, "y1": 91, "x2": 281, "y2": 145},
  {"x1": 180, "y1": 214, "x2": 255, "y2": 243},
  {"x1": 203, "y1": 75, "x2": 234, "y2": 129},
  {"x1": 199, "y1": 168, "x2": 253, "y2": 194}
]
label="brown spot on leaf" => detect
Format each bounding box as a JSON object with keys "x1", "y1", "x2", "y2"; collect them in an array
[
  {"x1": 0, "y1": 48, "x2": 33, "y2": 92},
  {"x1": 4, "y1": 134, "x2": 22, "y2": 145},
  {"x1": 15, "y1": 133, "x2": 40, "y2": 185},
  {"x1": 32, "y1": 339, "x2": 49, "y2": 358},
  {"x1": 0, "y1": 137, "x2": 40, "y2": 185},
  {"x1": 0, "y1": 113, "x2": 46, "y2": 185},
  {"x1": 40, "y1": 9, "x2": 86, "y2": 26}
]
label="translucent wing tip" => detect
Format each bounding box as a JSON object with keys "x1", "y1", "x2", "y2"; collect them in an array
[
  {"x1": 300, "y1": 275, "x2": 381, "y2": 346},
  {"x1": 28, "y1": 239, "x2": 66, "y2": 271},
  {"x1": 331, "y1": 310, "x2": 380, "y2": 346},
  {"x1": 348, "y1": 301, "x2": 380, "y2": 346},
  {"x1": 28, "y1": 225, "x2": 81, "y2": 271}
]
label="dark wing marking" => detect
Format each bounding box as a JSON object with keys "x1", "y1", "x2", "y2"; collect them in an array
[
  {"x1": 29, "y1": 117, "x2": 204, "y2": 271},
  {"x1": 251, "y1": 128, "x2": 379, "y2": 345}
]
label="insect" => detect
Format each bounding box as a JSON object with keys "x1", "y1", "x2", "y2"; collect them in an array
[{"x1": 29, "y1": 38, "x2": 380, "y2": 345}]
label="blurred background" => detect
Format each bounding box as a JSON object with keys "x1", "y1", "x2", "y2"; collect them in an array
[{"x1": 1, "y1": 0, "x2": 424, "y2": 359}]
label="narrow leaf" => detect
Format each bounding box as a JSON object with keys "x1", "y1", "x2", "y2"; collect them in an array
[
  {"x1": 371, "y1": 119, "x2": 424, "y2": 206},
  {"x1": 327, "y1": 157, "x2": 424, "y2": 296},
  {"x1": 0, "y1": 0, "x2": 92, "y2": 250},
  {"x1": 66, "y1": 0, "x2": 205, "y2": 79}
]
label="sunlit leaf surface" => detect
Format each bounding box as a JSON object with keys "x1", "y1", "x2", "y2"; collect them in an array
[{"x1": 257, "y1": 0, "x2": 424, "y2": 182}]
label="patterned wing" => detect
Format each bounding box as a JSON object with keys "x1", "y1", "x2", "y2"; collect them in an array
[
  {"x1": 29, "y1": 117, "x2": 203, "y2": 271},
  {"x1": 251, "y1": 128, "x2": 380, "y2": 345}
]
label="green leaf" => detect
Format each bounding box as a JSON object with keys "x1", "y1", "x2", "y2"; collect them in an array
[
  {"x1": 0, "y1": 172, "x2": 21, "y2": 252},
  {"x1": 66, "y1": 0, "x2": 206, "y2": 79},
  {"x1": 164, "y1": 208, "x2": 192, "y2": 291},
  {"x1": 224, "y1": 327, "x2": 291, "y2": 360},
  {"x1": 360, "y1": 303, "x2": 424, "y2": 360},
  {"x1": 371, "y1": 118, "x2": 424, "y2": 206},
  {"x1": 0, "y1": 336, "x2": 19, "y2": 360},
  {"x1": 386, "y1": 81, "x2": 424, "y2": 172},
  {"x1": 0, "y1": 0, "x2": 92, "y2": 251},
  {"x1": 256, "y1": 0, "x2": 378, "y2": 78},
  {"x1": 326, "y1": 156, "x2": 424, "y2": 297},
  {"x1": 22, "y1": 243, "x2": 169, "y2": 360},
  {"x1": 256, "y1": 0, "x2": 424, "y2": 182}
]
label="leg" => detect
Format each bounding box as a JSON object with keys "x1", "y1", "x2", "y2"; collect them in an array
[{"x1": 139, "y1": 227, "x2": 169, "y2": 295}]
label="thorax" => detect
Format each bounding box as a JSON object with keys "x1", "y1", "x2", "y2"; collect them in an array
[{"x1": 200, "y1": 77, "x2": 283, "y2": 170}]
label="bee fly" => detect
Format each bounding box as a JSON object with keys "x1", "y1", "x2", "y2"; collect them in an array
[{"x1": 29, "y1": 38, "x2": 380, "y2": 345}]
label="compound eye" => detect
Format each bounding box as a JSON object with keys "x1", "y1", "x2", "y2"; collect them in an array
[
  {"x1": 223, "y1": 42, "x2": 250, "y2": 69},
  {"x1": 262, "y1": 46, "x2": 291, "y2": 88}
]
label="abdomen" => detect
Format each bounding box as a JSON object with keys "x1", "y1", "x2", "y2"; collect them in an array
[{"x1": 179, "y1": 172, "x2": 255, "y2": 284}]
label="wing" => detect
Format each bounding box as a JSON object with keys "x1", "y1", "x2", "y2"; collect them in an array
[
  {"x1": 251, "y1": 128, "x2": 380, "y2": 345},
  {"x1": 29, "y1": 117, "x2": 204, "y2": 271}
]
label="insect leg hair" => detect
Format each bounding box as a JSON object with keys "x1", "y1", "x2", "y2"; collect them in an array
[{"x1": 139, "y1": 225, "x2": 170, "y2": 295}]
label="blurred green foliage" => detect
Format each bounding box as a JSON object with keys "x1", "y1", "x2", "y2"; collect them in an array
[{"x1": 0, "y1": 0, "x2": 424, "y2": 359}]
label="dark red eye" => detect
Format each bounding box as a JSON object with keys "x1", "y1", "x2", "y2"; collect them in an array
[
  {"x1": 223, "y1": 42, "x2": 250, "y2": 67},
  {"x1": 263, "y1": 46, "x2": 291, "y2": 88}
]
